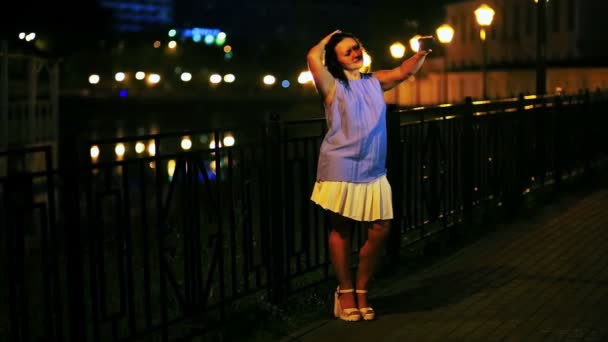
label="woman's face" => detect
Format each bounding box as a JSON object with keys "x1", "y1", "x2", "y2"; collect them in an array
[{"x1": 334, "y1": 37, "x2": 363, "y2": 71}]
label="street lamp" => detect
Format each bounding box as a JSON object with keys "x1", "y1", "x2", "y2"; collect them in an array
[
  {"x1": 390, "y1": 42, "x2": 406, "y2": 105},
  {"x1": 436, "y1": 24, "x2": 455, "y2": 103},
  {"x1": 409, "y1": 35, "x2": 421, "y2": 53},
  {"x1": 390, "y1": 42, "x2": 406, "y2": 58},
  {"x1": 474, "y1": 4, "x2": 495, "y2": 99}
]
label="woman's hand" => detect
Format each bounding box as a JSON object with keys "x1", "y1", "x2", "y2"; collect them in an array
[
  {"x1": 416, "y1": 49, "x2": 432, "y2": 57},
  {"x1": 320, "y1": 29, "x2": 342, "y2": 46}
]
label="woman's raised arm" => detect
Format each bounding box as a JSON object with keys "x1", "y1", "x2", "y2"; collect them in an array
[
  {"x1": 374, "y1": 50, "x2": 430, "y2": 91},
  {"x1": 307, "y1": 30, "x2": 341, "y2": 105}
]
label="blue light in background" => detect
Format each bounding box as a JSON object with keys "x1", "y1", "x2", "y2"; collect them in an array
[
  {"x1": 204, "y1": 34, "x2": 215, "y2": 45},
  {"x1": 281, "y1": 80, "x2": 290, "y2": 88},
  {"x1": 182, "y1": 27, "x2": 221, "y2": 39},
  {"x1": 119, "y1": 89, "x2": 128, "y2": 98}
]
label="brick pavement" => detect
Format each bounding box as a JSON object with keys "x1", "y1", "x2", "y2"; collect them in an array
[{"x1": 284, "y1": 186, "x2": 608, "y2": 342}]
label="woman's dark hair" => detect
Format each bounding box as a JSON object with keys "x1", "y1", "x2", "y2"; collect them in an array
[{"x1": 324, "y1": 32, "x2": 365, "y2": 89}]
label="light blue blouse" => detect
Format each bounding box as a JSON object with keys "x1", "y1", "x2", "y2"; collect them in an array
[{"x1": 316, "y1": 75, "x2": 387, "y2": 183}]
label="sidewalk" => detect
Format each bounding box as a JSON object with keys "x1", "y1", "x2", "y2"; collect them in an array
[{"x1": 284, "y1": 186, "x2": 608, "y2": 341}]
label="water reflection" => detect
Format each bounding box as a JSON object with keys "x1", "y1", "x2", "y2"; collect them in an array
[{"x1": 88, "y1": 130, "x2": 236, "y2": 181}]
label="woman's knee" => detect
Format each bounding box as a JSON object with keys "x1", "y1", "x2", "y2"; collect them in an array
[{"x1": 368, "y1": 220, "x2": 391, "y2": 240}]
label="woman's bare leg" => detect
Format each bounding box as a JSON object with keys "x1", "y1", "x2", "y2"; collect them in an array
[
  {"x1": 328, "y1": 211, "x2": 356, "y2": 309},
  {"x1": 356, "y1": 219, "x2": 391, "y2": 308}
]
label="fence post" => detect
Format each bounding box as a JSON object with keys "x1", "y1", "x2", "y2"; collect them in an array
[
  {"x1": 581, "y1": 90, "x2": 593, "y2": 183},
  {"x1": 553, "y1": 95, "x2": 563, "y2": 189},
  {"x1": 1, "y1": 40, "x2": 8, "y2": 148},
  {"x1": 58, "y1": 118, "x2": 87, "y2": 341},
  {"x1": 386, "y1": 107, "x2": 403, "y2": 264},
  {"x1": 461, "y1": 97, "x2": 474, "y2": 229},
  {"x1": 504, "y1": 94, "x2": 526, "y2": 214},
  {"x1": 265, "y1": 113, "x2": 286, "y2": 304},
  {"x1": 3, "y1": 152, "x2": 34, "y2": 341}
]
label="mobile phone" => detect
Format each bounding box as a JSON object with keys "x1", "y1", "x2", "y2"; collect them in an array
[{"x1": 418, "y1": 35, "x2": 435, "y2": 51}]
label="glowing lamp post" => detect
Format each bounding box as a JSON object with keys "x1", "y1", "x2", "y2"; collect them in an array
[
  {"x1": 474, "y1": 4, "x2": 495, "y2": 99},
  {"x1": 436, "y1": 24, "x2": 454, "y2": 103},
  {"x1": 409, "y1": 35, "x2": 421, "y2": 53}
]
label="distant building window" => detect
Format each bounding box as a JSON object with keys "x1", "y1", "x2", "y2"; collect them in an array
[
  {"x1": 513, "y1": 4, "x2": 520, "y2": 40},
  {"x1": 470, "y1": 15, "x2": 476, "y2": 42},
  {"x1": 501, "y1": 13, "x2": 508, "y2": 42},
  {"x1": 460, "y1": 16, "x2": 471, "y2": 42},
  {"x1": 526, "y1": 2, "x2": 534, "y2": 35},
  {"x1": 567, "y1": 0, "x2": 575, "y2": 31},
  {"x1": 552, "y1": 0, "x2": 560, "y2": 33}
]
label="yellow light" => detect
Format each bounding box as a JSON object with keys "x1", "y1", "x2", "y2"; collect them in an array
[
  {"x1": 135, "y1": 142, "x2": 145, "y2": 154},
  {"x1": 167, "y1": 159, "x2": 176, "y2": 177},
  {"x1": 168, "y1": 40, "x2": 177, "y2": 49},
  {"x1": 436, "y1": 24, "x2": 455, "y2": 44},
  {"x1": 148, "y1": 141, "x2": 156, "y2": 156},
  {"x1": 115, "y1": 143, "x2": 126, "y2": 157},
  {"x1": 223, "y1": 74, "x2": 235, "y2": 83},
  {"x1": 180, "y1": 72, "x2": 192, "y2": 82},
  {"x1": 209, "y1": 140, "x2": 221, "y2": 149},
  {"x1": 480, "y1": 28, "x2": 487, "y2": 41},
  {"x1": 180, "y1": 136, "x2": 192, "y2": 150},
  {"x1": 147, "y1": 74, "x2": 161, "y2": 85},
  {"x1": 210, "y1": 74, "x2": 222, "y2": 84},
  {"x1": 363, "y1": 52, "x2": 372, "y2": 67},
  {"x1": 389, "y1": 42, "x2": 406, "y2": 59},
  {"x1": 90, "y1": 145, "x2": 100, "y2": 159},
  {"x1": 263, "y1": 75, "x2": 276, "y2": 85},
  {"x1": 223, "y1": 134, "x2": 235, "y2": 147},
  {"x1": 115, "y1": 72, "x2": 126, "y2": 82},
  {"x1": 153, "y1": 40, "x2": 161, "y2": 48},
  {"x1": 209, "y1": 160, "x2": 217, "y2": 172},
  {"x1": 223, "y1": 45, "x2": 232, "y2": 53},
  {"x1": 298, "y1": 71, "x2": 313, "y2": 84},
  {"x1": 135, "y1": 71, "x2": 146, "y2": 80},
  {"x1": 359, "y1": 51, "x2": 372, "y2": 72},
  {"x1": 410, "y1": 35, "x2": 421, "y2": 52},
  {"x1": 475, "y1": 4, "x2": 495, "y2": 27},
  {"x1": 88, "y1": 74, "x2": 100, "y2": 85}
]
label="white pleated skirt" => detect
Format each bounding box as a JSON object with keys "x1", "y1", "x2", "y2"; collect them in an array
[{"x1": 310, "y1": 175, "x2": 393, "y2": 222}]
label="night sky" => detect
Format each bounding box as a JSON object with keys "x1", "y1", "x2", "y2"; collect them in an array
[
  {"x1": 1, "y1": 0, "x2": 456, "y2": 84},
  {"x1": 2, "y1": 0, "x2": 453, "y2": 40}
]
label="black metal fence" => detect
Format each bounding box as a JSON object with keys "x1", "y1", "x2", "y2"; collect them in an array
[{"x1": 1, "y1": 91, "x2": 606, "y2": 341}]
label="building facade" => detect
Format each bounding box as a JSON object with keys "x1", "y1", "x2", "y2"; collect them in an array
[
  {"x1": 387, "y1": 0, "x2": 608, "y2": 105},
  {"x1": 98, "y1": 0, "x2": 174, "y2": 32}
]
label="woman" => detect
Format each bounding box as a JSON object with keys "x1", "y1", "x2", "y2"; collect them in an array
[{"x1": 307, "y1": 30, "x2": 430, "y2": 322}]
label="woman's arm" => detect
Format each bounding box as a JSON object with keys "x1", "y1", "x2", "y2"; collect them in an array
[
  {"x1": 307, "y1": 30, "x2": 340, "y2": 105},
  {"x1": 374, "y1": 50, "x2": 430, "y2": 91}
]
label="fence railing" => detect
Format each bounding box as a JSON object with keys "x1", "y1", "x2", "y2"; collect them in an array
[{"x1": 1, "y1": 91, "x2": 606, "y2": 341}]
